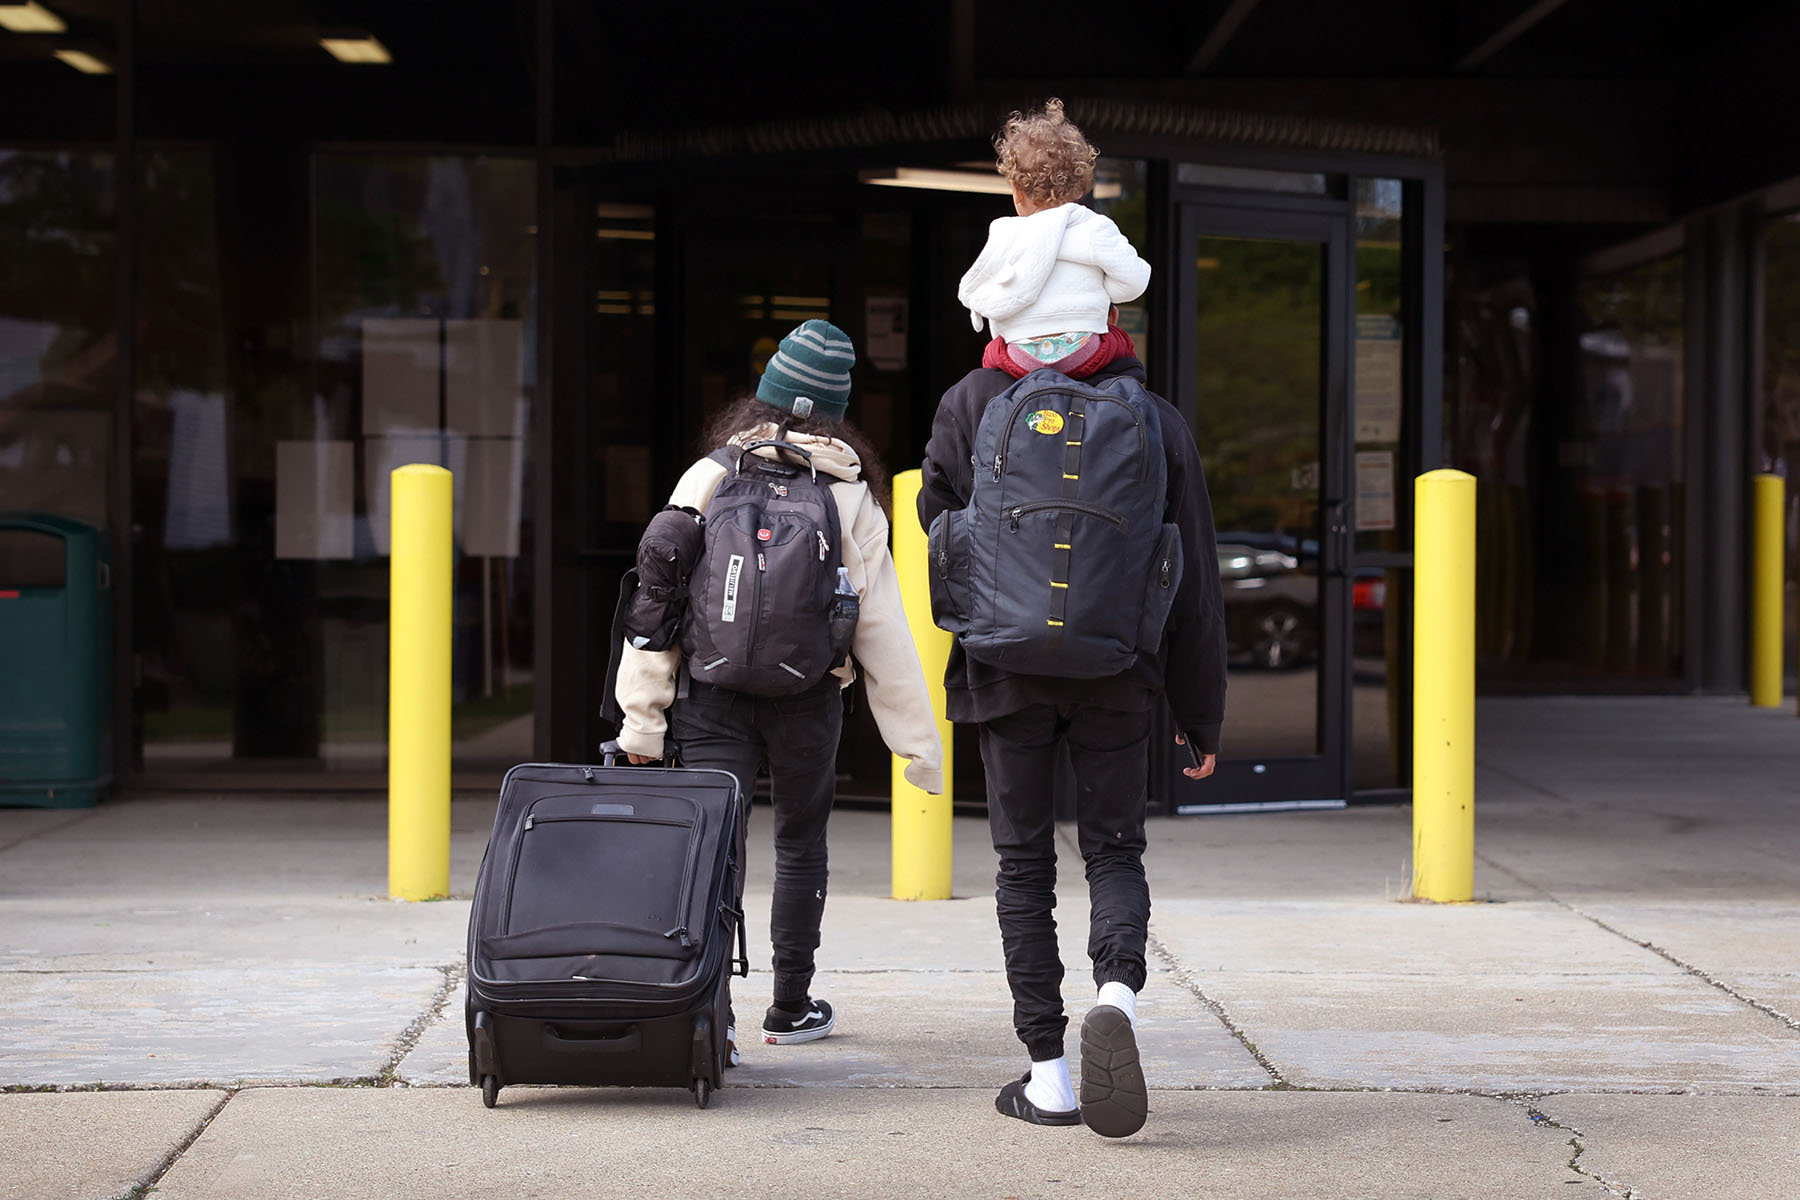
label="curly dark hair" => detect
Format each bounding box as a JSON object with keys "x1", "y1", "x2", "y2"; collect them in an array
[
  {"x1": 994, "y1": 97, "x2": 1097, "y2": 209},
  {"x1": 701, "y1": 394, "x2": 893, "y2": 517}
]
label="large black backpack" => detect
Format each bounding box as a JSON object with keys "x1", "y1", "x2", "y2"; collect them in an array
[
  {"x1": 680, "y1": 440, "x2": 854, "y2": 696},
  {"x1": 927, "y1": 369, "x2": 1183, "y2": 678}
]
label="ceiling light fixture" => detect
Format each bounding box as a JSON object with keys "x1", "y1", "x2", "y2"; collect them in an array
[
  {"x1": 860, "y1": 167, "x2": 1121, "y2": 200},
  {"x1": 320, "y1": 35, "x2": 391, "y2": 64},
  {"x1": 860, "y1": 168, "x2": 1014, "y2": 196},
  {"x1": 53, "y1": 48, "x2": 110, "y2": 74},
  {"x1": 0, "y1": 2, "x2": 66, "y2": 33}
]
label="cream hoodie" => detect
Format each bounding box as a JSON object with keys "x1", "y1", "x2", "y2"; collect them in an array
[
  {"x1": 613, "y1": 425, "x2": 944, "y2": 795},
  {"x1": 958, "y1": 203, "x2": 1151, "y2": 344}
]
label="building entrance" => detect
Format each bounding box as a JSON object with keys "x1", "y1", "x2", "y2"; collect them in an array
[
  {"x1": 1179, "y1": 205, "x2": 1353, "y2": 804},
  {"x1": 1164, "y1": 173, "x2": 1423, "y2": 809},
  {"x1": 551, "y1": 153, "x2": 1435, "y2": 809}
]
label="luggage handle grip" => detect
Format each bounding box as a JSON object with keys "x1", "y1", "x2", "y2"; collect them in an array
[
  {"x1": 598, "y1": 739, "x2": 672, "y2": 768},
  {"x1": 543, "y1": 1025, "x2": 643, "y2": 1055}
]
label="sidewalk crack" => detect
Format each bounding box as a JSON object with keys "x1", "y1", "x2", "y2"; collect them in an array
[
  {"x1": 123, "y1": 1087, "x2": 235, "y2": 1200},
  {"x1": 1507, "y1": 1096, "x2": 1636, "y2": 1197},
  {"x1": 377, "y1": 960, "x2": 465, "y2": 1086},
  {"x1": 1146, "y1": 931, "x2": 1285, "y2": 1087},
  {"x1": 1477, "y1": 852, "x2": 1800, "y2": 1035},
  {"x1": 0, "y1": 811, "x2": 94, "y2": 857}
]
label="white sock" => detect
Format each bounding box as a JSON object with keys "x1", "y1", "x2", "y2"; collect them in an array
[
  {"x1": 1024, "y1": 1056, "x2": 1076, "y2": 1112},
  {"x1": 1097, "y1": 980, "x2": 1138, "y2": 1030}
]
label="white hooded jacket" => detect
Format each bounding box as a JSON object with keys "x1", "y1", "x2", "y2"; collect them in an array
[
  {"x1": 958, "y1": 203, "x2": 1151, "y2": 343},
  {"x1": 613, "y1": 425, "x2": 944, "y2": 795}
]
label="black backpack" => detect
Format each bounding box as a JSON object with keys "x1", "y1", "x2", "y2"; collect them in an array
[
  {"x1": 927, "y1": 369, "x2": 1183, "y2": 678},
  {"x1": 680, "y1": 440, "x2": 856, "y2": 696}
]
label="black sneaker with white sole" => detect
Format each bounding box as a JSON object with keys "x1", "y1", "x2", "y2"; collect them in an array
[{"x1": 762, "y1": 998, "x2": 835, "y2": 1044}]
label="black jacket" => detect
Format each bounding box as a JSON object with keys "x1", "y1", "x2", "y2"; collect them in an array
[{"x1": 917, "y1": 358, "x2": 1227, "y2": 753}]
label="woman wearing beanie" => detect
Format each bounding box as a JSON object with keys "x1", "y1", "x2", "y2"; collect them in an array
[{"x1": 614, "y1": 319, "x2": 944, "y2": 1061}]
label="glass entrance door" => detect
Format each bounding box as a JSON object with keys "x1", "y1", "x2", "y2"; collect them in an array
[{"x1": 1177, "y1": 205, "x2": 1351, "y2": 804}]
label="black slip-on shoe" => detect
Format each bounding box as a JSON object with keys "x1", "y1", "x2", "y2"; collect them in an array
[
  {"x1": 1079, "y1": 1005, "x2": 1148, "y2": 1138},
  {"x1": 995, "y1": 1072, "x2": 1082, "y2": 1127}
]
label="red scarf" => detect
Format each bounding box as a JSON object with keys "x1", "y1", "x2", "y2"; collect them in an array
[{"x1": 981, "y1": 325, "x2": 1137, "y2": 380}]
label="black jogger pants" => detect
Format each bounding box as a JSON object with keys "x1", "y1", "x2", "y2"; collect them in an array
[
  {"x1": 979, "y1": 702, "x2": 1152, "y2": 1062},
  {"x1": 669, "y1": 675, "x2": 843, "y2": 1010}
]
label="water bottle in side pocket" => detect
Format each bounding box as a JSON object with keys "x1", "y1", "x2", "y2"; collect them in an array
[{"x1": 829, "y1": 565, "x2": 860, "y2": 656}]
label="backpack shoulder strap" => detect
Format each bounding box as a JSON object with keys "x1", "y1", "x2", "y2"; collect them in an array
[{"x1": 706, "y1": 446, "x2": 740, "y2": 473}]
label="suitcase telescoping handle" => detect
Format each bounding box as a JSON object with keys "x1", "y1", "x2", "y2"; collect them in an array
[
  {"x1": 543, "y1": 1024, "x2": 643, "y2": 1055},
  {"x1": 599, "y1": 739, "x2": 673, "y2": 768}
]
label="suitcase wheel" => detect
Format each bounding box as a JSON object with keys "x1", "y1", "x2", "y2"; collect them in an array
[
  {"x1": 481, "y1": 1075, "x2": 500, "y2": 1108},
  {"x1": 693, "y1": 1077, "x2": 710, "y2": 1109}
]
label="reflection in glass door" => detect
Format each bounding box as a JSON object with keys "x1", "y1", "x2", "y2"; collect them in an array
[{"x1": 1179, "y1": 207, "x2": 1349, "y2": 802}]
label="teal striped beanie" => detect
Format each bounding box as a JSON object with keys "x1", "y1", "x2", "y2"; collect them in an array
[{"x1": 756, "y1": 319, "x2": 856, "y2": 422}]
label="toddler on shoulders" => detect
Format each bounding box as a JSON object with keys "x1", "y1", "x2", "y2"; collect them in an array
[{"x1": 958, "y1": 98, "x2": 1150, "y2": 379}]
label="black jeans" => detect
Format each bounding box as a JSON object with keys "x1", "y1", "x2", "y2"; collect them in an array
[
  {"x1": 980, "y1": 702, "x2": 1152, "y2": 1062},
  {"x1": 669, "y1": 675, "x2": 843, "y2": 1009}
]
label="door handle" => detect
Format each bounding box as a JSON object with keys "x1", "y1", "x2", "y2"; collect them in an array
[{"x1": 1324, "y1": 499, "x2": 1351, "y2": 578}]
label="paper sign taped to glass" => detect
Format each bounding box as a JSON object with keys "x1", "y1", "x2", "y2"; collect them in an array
[
  {"x1": 1355, "y1": 314, "x2": 1402, "y2": 445},
  {"x1": 1355, "y1": 450, "x2": 1397, "y2": 532}
]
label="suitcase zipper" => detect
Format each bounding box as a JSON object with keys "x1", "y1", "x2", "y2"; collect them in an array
[
  {"x1": 473, "y1": 799, "x2": 743, "y2": 1009},
  {"x1": 502, "y1": 806, "x2": 703, "y2": 939},
  {"x1": 471, "y1": 769, "x2": 742, "y2": 1010}
]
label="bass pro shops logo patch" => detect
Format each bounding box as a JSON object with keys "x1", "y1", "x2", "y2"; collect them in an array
[{"x1": 1026, "y1": 410, "x2": 1065, "y2": 435}]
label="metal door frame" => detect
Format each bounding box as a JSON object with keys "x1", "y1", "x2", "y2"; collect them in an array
[{"x1": 1174, "y1": 201, "x2": 1355, "y2": 806}]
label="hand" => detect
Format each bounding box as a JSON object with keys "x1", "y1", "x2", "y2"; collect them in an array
[
  {"x1": 626, "y1": 753, "x2": 655, "y2": 765},
  {"x1": 1175, "y1": 733, "x2": 1216, "y2": 780},
  {"x1": 1184, "y1": 754, "x2": 1217, "y2": 780}
]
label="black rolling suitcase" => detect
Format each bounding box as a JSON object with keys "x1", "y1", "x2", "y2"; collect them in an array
[{"x1": 465, "y1": 746, "x2": 747, "y2": 1109}]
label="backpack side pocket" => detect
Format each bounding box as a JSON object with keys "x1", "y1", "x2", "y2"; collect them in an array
[
  {"x1": 928, "y1": 509, "x2": 972, "y2": 634},
  {"x1": 1136, "y1": 523, "x2": 1184, "y2": 652}
]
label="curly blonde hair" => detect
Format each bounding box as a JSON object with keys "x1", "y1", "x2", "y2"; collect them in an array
[{"x1": 994, "y1": 98, "x2": 1097, "y2": 209}]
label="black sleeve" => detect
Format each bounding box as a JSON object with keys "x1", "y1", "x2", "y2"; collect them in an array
[
  {"x1": 1160, "y1": 414, "x2": 1228, "y2": 755},
  {"x1": 917, "y1": 387, "x2": 976, "y2": 533}
]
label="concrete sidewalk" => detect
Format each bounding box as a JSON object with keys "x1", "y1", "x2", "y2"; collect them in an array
[{"x1": 3, "y1": 697, "x2": 1798, "y2": 1198}]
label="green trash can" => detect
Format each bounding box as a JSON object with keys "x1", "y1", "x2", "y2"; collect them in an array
[{"x1": 0, "y1": 513, "x2": 112, "y2": 808}]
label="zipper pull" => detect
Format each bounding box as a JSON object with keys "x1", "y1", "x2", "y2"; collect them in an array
[
  {"x1": 992, "y1": 454, "x2": 1003, "y2": 481},
  {"x1": 817, "y1": 530, "x2": 829, "y2": 561},
  {"x1": 1160, "y1": 558, "x2": 1173, "y2": 588},
  {"x1": 664, "y1": 925, "x2": 693, "y2": 949},
  {"x1": 757, "y1": 552, "x2": 766, "y2": 572},
  {"x1": 580, "y1": 766, "x2": 595, "y2": 782},
  {"x1": 523, "y1": 815, "x2": 534, "y2": 831},
  {"x1": 1008, "y1": 507, "x2": 1022, "y2": 532}
]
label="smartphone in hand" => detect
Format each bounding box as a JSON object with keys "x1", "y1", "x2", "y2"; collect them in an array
[{"x1": 1179, "y1": 732, "x2": 1203, "y2": 772}]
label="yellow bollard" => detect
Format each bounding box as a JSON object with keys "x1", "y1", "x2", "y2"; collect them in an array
[
  {"x1": 890, "y1": 469, "x2": 953, "y2": 901},
  {"x1": 1751, "y1": 472, "x2": 1784, "y2": 708},
  {"x1": 1412, "y1": 469, "x2": 1475, "y2": 903},
  {"x1": 389, "y1": 464, "x2": 454, "y2": 901}
]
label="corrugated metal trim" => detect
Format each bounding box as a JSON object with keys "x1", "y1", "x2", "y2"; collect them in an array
[{"x1": 594, "y1": 98, "x2": 1440, "y2": 164}]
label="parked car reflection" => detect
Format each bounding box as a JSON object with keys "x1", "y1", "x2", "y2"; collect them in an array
[
  {"x1": 1218, "y1": 534, "x2": 1387, "y2": 669},
  {"x1": 1219, "y1": 540, "x2": 1314, "y2": 669}
]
